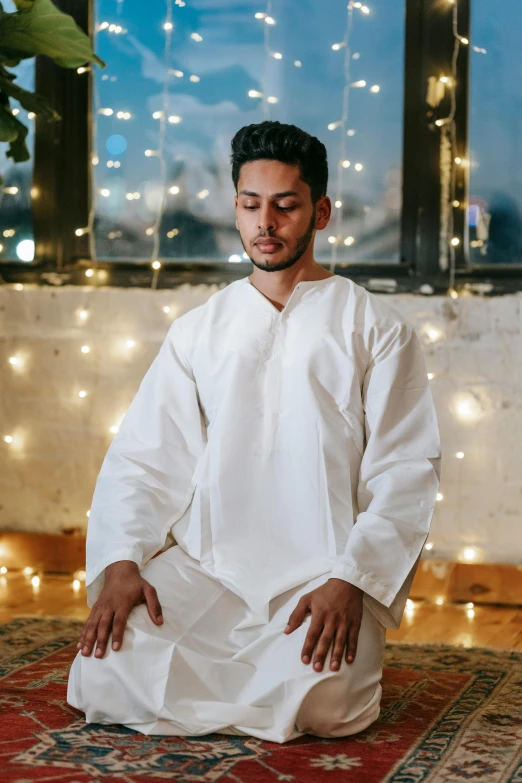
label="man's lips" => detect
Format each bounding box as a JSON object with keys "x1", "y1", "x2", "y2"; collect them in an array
[{"x1": 255, "y1": 239, "x2": 282, "y2": 250}]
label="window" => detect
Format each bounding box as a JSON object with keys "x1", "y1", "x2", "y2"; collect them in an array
[
  {"x1": 0, "y1": 1, "x2": 36, "y2": 263},
  {"x1": 92, "y1": 0, "x2": 405, "y2": 264},
  {"x1": 468, "y1": 0, "x2": 522, "y2": 265}
]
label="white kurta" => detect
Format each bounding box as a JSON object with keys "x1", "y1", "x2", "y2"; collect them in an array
[{"x1": 67, "y1": 274, "x2": 441, "y2": 741}]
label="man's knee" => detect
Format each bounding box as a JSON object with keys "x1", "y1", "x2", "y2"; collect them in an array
[{"x1": 295, "y1": 675, "x2": 381, "y2": 738}]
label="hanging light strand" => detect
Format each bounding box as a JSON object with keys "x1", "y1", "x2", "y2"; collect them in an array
[
  {"x1": 149, "y1": 0, "x2": 175, "y2": 290},
  {"x1": 329, "y1": 2, "x2": 355, "y2": 270},
  {"x1": 263, "y1": 0, "x2": 274, "y2": 121}
]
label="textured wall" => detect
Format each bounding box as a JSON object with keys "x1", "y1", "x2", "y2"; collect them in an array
[{"x1": 1, "y1": 282, "x2": 521, "y2": 565}]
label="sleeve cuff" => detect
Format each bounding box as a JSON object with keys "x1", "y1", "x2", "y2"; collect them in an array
[{"x1": 329, "y1": 562, "x2": 396, "y2": 608}]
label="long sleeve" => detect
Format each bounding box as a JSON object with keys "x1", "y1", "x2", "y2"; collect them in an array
[
  {"x1": 329, "y1": 319, "x2": 441, "y2": 629},
  {"x1": 84, "y1": 318, "x2": 207, "y2": 608}
]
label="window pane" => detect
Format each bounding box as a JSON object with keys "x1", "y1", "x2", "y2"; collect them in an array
[
  {"x1": 93, "y1": 0, "x2": 405, "y2": 264},
  {"x1": 469, "y1": 0, "x2": 522, "y2": 264},
  {"x1": 0, "y1": 1, "x2": 36, "y2": 263}
]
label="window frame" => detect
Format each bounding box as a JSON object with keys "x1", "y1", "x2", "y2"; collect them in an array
[{"x1": 1, "y1": 0, "x2": 521, "y2": 294}]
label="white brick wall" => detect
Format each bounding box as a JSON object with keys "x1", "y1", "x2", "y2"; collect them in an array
[{"x1": 1, "y1": 284, "x2": 521, "y2": 565}]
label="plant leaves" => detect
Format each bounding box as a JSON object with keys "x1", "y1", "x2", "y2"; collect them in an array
[
  {"x1": 0, "y1": 0, "x2": 107, "y2": 69},
  {"x1": 0, "y1": 73, "x2": 61, "y2": 120},
  {"x1": 6, "y1": 112, "x2": 29, "y2": 162},
  {"x1": 0, "y1": 102, "x2": 29, "y2": 164},
  {"x1": 0, "y1": 102, "x2": 19, "y2": 141}
]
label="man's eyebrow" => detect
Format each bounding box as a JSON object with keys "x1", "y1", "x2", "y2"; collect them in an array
[{"x1": 238, "y1": 190, "x2": 300, "y2": 199}]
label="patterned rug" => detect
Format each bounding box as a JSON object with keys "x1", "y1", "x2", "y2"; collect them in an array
[{"x1": 1, "y1": 617, "x2": 521, "y2": 783}]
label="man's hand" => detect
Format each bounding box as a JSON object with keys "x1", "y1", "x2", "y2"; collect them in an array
[
  {"x1": 284, "y1": 578, "x2": 363, "y2": 672},
  {"x1": 76, "y1": 560, "x2": 164, "y2": 659}
]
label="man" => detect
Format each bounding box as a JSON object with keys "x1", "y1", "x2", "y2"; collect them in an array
[{"x1": 67, "y1": 120, "x2": 441, "y2": 743}]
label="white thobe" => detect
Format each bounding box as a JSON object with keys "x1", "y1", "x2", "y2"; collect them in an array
[{"x1": 67, "y1": 274, "x2": 441, "y2": 742}]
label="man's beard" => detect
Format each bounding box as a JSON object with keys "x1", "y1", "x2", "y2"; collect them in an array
[{"x1": 241, "y1": 209, "x2": 316, "y2": 273}]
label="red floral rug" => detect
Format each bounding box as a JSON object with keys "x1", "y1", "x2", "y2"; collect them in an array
[{"x1": 1, "y1": 617, "x2": 521, "y2": 782}]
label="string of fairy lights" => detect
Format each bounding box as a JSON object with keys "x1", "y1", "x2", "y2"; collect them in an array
[{"x1": 1, "y1": 1, "x2": 490, "y2": 600}]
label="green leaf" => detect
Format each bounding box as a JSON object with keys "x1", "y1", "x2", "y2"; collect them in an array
[
  {"x1": 0, "y1": 73, "x2": 61, "y2": 120},
  {"x1": 0, "y1": 102, "x2": 19, "y2": 141},
  {"x1": 0, "y1": 0, "x2": 107, "y2": 69}
]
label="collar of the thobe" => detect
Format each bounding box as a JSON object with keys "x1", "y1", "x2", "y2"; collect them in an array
[{"x1": 241, "y1": 275, "x2": 338, "y2": 316}]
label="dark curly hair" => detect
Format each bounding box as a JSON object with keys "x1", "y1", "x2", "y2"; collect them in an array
[{"x1": 230, "y1": 120, "x2": 328, "y2": 204}]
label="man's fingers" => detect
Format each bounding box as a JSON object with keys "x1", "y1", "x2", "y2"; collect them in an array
[
  {"x1": 80, "y1": 616, "x2": 101, "y2": 656},
  {"x1": 94, "y1": 614, "x2": 114, "y2": 658},
  {"x1": 143, "y1": 582, "x2": 164, "y2": 624},
  {"x1": 311, "y1": 623, "x2": 336, "y2": 672},
  {"x1": 345, "y1": 619, "x2": 361, "y2": 663},
  {"x1": 301, "y1": 617, "x2": 324, "y2": 664},
  {"x1": 330, "y1": 624, "x2": 349, "y2": 671},
  {"x1": 111, "y1": 611, "x2": 129, "y2": 651},
  {"x1": 285, "y1": 594, "x2": 310, "y2": 634}
]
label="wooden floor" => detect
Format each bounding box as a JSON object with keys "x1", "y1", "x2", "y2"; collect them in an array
[{"x1": 1, "y1": 572, "x2": 521, "y2": 651}]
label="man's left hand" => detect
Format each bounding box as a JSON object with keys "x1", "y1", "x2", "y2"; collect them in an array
[{"x1": 284, "y1": 578, "x2": 363, "y2": 672}]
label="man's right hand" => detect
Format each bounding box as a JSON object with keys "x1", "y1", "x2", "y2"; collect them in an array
[{"x1": 76, "y1": 560, "x2": 164, "y2": 659}]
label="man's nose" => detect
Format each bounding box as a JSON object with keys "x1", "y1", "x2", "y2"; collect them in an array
[{"x1": 257, "y1": 204, "x2": 277, "y2": 231}]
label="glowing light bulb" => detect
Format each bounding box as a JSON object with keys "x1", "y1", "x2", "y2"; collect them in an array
[
  {"x1": 168, "y1": 115, "x2": 182, "y2": 123},
  {"x1": 86, "y1": 510, "x2": 90, "y2": 517},
  {"x1": 9, "y1": 356, "x2": 19, "y2": 365},
  {"x1": 4, "y1": 436, "x2": 13, "y2": 444},
  {"x1": 164, "y1": 22, "x2": 173, "y2": 30},
  {"x1": 427, "y1": 373, "x2": 435, "y2": 380},
  {"x1": 370, "y1": 85, "x2": 380, "y2": 93},
  {"x1": 328, "y1": 236, "x2": 337, "y2": 244},
  {"x1": 78, "y1": 390, "x2": 88, "y2": 398},
  {"x1": 354, "y1": 163, "x2": 363, "y2": 171},
  {"x1": 31, "y1": 575, "x2": 40, "y2": 588},
  {"x1": 23, "y1": 567, "x2": 33, "y2": 576},
  {"x1": 456, "y1": 451, "x2": 465, "y2": 459},
  {"x1": 426, "y1": 327, "x2": 442, "y2": 342},
  {"x1": 126, "y1": 340, "x2": 136, "y2": 348},
  {"x1": 75, "y1": 228, "x2": 86, "y2": 236},
  {"x1": 72, "y1": 579, "x2": 81, "y2": 591},
  {"x1": 85, "y1": 268, "x2": 94, "y2": 277},
  {"x1": 436, "y1": 597, "x2": 444, "y2": 605},
  {"x1": 0, "y1": 566, "x2": 7, "y2": 574},
  {"x1": 341, "y1": 160, "x2": 351, "y2": 168},
  {"x1": 248, "y1": 90, "x2": 263, "y2": 98},
  {"x1": 109, "y1": 425, "x2": 119, "y2": 434},
  {"x1": 81, "y1": 345, "x2": 90, "y2": 354},
  {"x1": 272, "y1": 52, "x2": 282, "y2": 59},
  {"x1": 462, "y1": 547, "x2": 476, "y2": 562},
  {"x1": 455, "y1": 395, "x2": 481, "y2": 422},
  {"x1": 78, "y1": 309, "x2": 89, "y2": 320},
  {"x1": 335, "y1": 200, "x2": 343, "y2": 208},
  {"x1": 265, "y1": 16, "x2": 275, "y2": 24},
  {"x1": 169, "y1": 186, "x2": 180, "y2": 194},
  {"x1": 466, "y1": 602, "x2": 474, "y2": 609},
  {"x1": 267, "y1": 96, "x2": 278, "y2": 104},
  {"x1": 425, "y1": 542, "x2": 434, "y2": 551},
  {"x1": 344, "y1": 236, "x2": 355, "y2": 246},
  {"x1": 152, "y1": 261, "x2": 161, "y2": 270},
  {"x1": 163, "y1": 306, "x2": 171, "y2": 313},
  {"x1": 406, "y1": 599, "x2": 415, "y2": 609},
  {"x1": 436, "y1": 492, "x2": 443, "y2": 501}
]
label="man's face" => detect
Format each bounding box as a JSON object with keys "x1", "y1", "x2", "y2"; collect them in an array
[{"x1": 234, "y1": 160, "x2": 331, "y2": 273}]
